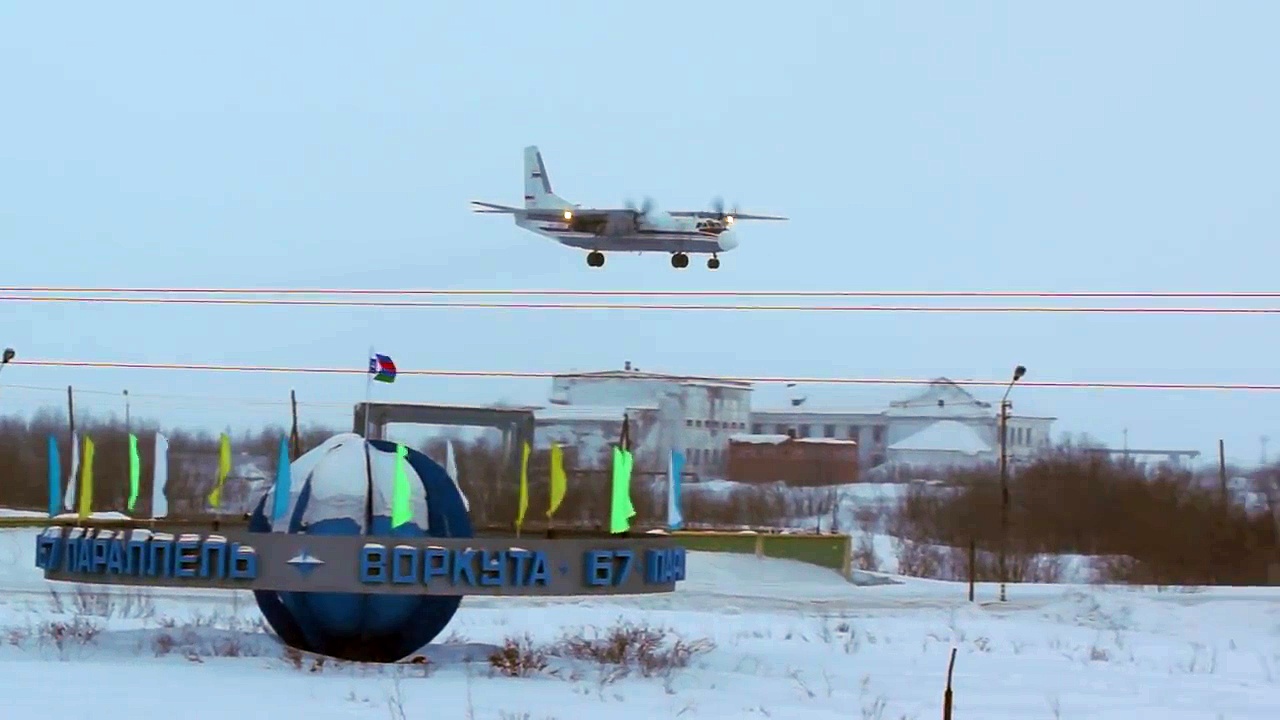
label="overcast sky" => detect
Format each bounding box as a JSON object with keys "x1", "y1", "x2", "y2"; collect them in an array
[{"x1": 2, "y1": 2, "x2": 1277, "y2": 465}]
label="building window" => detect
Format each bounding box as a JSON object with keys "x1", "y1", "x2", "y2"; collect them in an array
[
  {"x1": 873, "y1": 425, "x2": 886, "y2": 443},
  {"x1": 1025, "y1": 428, "x2": 1033, "y2": 445},
  {"x1": 847, "y1": 425, "x2": 860, "y2": 440},
  {"x1": 823, "y1": 424, "x2": 836, "y2": 438},
  {"x1": 696, "y1": 420, "x2": 703, "y2": 427},
  {"x1": 797, "y1": 424, "x2": 810, "y2": 438},
  {"x1": 751, "y1": 424, "x2": 763, "y2": 434},
  {"x1": 774, "y1": 424, "x2": 788, "y2": 435},
  {"x1": 686, "y1": 419, "x2": 693, "y2": 427}
]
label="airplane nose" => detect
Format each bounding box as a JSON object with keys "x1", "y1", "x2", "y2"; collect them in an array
[{"x1": 718, "y1": 231, "x2": 739, "y2": 251}]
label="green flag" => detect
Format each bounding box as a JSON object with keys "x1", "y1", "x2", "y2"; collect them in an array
[
  {"x1": 391, "y1": 443, "x2": 412, "y2": 528},
  {"x1": 127, "y1": 433, "x2": 141, "y2": 512},
  {"x1": 610, "y1": 446, "x2": 636, "y2": 534}
]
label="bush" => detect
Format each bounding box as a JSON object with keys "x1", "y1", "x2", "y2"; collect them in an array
[
  {"x1": 888, "y1": 450, "x2": 1278, "y2": 585},
  {"x1": 487, "y1": 621, "x2": 715, "y2": 681}
]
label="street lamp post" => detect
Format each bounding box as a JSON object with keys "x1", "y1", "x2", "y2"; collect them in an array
[{"x1": 998, "y1": 364, "x2": 1026, "y2": 603}]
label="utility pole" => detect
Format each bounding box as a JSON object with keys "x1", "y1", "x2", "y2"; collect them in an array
[
  {"x1": 999, "y1": 365, "x2": 1026, "y2": 604},
  {"x1": 1219, "y1": 439, "x2": 1227, "y2": 503}
]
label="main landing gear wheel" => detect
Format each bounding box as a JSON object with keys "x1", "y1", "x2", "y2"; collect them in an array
[
  {"x1": 671, "y1": 252, "x2": 689, "y2": 269},
  {"x1": 707, "y1": 256, "x2": 720, "y2": 270},
  {"x1": 586, "y1": 251, "x2": 605, "y2": 267}
]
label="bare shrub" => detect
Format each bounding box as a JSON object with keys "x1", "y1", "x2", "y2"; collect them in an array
[
  {"x1": 852, "y1": 533, "x2": 881, "y2": 572},
  {"x1": 892, "y1": 538, "x2": 949, "y2": 579},
  {"x1": 39, "y1": 618, "x2": 101, "y2": 650},
  {"x1": 488, "y1": 634, "x2": 549, "y2": 678},
  {"x1": 553, "y1": 621, "x2": 715, "y2": 678}
]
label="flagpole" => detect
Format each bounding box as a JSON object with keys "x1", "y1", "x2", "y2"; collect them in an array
[
  {"x1": 362, "y1": 346, "x2": 376, "y2": 534},
  {"x1": 363, "y1": 345, "x2": 374, "y2": 439}
]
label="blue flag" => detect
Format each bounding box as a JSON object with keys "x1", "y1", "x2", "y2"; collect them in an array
[
  {"x1": 271, "y1": 436, "x2": 292, "y2": 522},
  {"x1": 47, "y1": 435, "x2": 60, "y2": 518},
  {"x1": 667, "y1": 449, "x2": 685, "y2": 530}
]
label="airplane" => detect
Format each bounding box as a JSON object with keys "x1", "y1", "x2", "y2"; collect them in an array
[{"x1": 470, "y1": 146, "x2": 787, "y2": 269}]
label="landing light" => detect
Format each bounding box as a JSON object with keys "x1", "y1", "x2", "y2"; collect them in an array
[
  {"x1": 725, "y1": 215, "x2": 734, "y2": 224},
  {"x1": 563, "y1": 210, "x2": 573, "y2": 220}
]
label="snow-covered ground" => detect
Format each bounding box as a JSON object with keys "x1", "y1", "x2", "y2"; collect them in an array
[{"x1": 2, "y1": 527, "x2": 1279, "y2": 718}]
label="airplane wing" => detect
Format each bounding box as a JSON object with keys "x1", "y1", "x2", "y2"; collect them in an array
[{"x1": 666, "y1": 210, "x2": 789, "y2": 221}]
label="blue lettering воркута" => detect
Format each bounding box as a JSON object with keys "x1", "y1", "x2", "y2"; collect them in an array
[{"x1": 360, "y1": 545, "x2": 553, "y2": 588}]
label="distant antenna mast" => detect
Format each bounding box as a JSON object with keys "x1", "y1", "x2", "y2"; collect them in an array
[{"x1": 1261, "y1": 435, "x2": 1269, "y2": 466}]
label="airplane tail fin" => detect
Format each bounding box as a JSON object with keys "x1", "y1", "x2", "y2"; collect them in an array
[{"x1": 523, "y1": 146, "x2": 572, "y2": 210}]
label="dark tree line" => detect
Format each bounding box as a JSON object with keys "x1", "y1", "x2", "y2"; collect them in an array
[{"x1": 889, "y1": 449, "x2": 1280, "y2": 585}]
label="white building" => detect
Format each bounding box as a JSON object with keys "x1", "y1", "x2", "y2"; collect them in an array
[
  {"x1": 536, "y1": 362, "x2": 753, "y2": 477},
  {"x1": 531, "y1": 368, "x2": 1056, "y2": 479},
  {"x1": 749, "y1": 378, "x2": 1056, "y2": 470}
]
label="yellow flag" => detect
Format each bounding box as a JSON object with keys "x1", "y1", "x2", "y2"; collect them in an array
[
  {"x1": 515, "y1": 441, "x2": 530, "y2": 533},
  {"x1": 77, "y1": 435, "x2": 95, "y2": 521},
  {"x1": 546, "y1": 443, "x2": 566, "y2": 518},
  {"x1": 207, "y1": 433, "x2": 232, "y2": 508}
]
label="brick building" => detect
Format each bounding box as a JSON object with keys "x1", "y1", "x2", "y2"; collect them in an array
[{"x1": 726, "y1": 434, "x2": 859, "y2": 487}]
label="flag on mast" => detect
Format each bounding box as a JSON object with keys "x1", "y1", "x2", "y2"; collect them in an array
[
  {"x1": 547, "y1": 443, "x2": 567, "y2": 518},
  {"x1": 444, "y1": 439, "x2": 469, "y2": 511},
  {"x1": 515, "y1": 441, "x2": 530, "y2": 534},
  {"x1": 77, "y1": 435, "x2": 95, "y2": 522},
  {"x1": 369, "y1": 353, "x2": 397, "y2": 383},
  {"x1": 271, "y1": 435, "x2": 291, "y2": 523},
  {"x1": 63, "y1": 430, "x2": 79, "y2": 512},
  {"x1": 152, "y1": 433, "x2": 170, "y2": 519},
  {"x1": 127, "y1": 433, "x2": 141, "y2": 512},
  {"x1": 46, "y1": 435, "x2": 60, "y2": 518},
  {"x1": 667, "y1": 449, "x2": 685, "y2": 530},
  {"x1": 207, "y1": 433, "x2": 232, "y2": 508},
  {"x1": 610, "y1": 414, "x2": 637, "y2": 534}
]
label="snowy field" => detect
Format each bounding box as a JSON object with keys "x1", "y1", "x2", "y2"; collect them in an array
[{"x1": 2, "y1": 527, "x2": 1279, "y2": 718}]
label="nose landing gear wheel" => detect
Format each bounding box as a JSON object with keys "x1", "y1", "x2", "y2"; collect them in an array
[
  {"x1": 586, "y1": 251, "x2": 605, "y2": 267},
  {"x1": 671, "y1": 252, "x2": 689, "y2": 269},
  {"x1": 707, "y1": 256, "x2": 720, "y2": 270}
]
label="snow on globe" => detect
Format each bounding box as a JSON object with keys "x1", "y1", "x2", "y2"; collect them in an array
[{"x1": 248, "y1": 433, "x2": 473, "y2": 662}]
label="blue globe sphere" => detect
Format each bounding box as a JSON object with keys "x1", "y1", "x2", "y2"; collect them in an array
[{"x1": 248, "y1": 434, "x2": 473, "y2": 662}]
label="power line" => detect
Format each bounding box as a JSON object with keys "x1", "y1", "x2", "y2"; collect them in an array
[
  {"x1": 0, "y1": 382, "x2": 350, "y2": 409},
  {"x1": 2, "y1": 295, "x2": 1278, "y2": 314},
  {"x1": 5, "y1": 286, "x2": 1280, "y2": 299},
  {"x1": 7, "y1": 358, "x2": 1279, "y2": 391}
]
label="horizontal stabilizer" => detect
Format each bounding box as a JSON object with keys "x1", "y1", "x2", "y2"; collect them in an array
[{"x1": 470, "y1": 200, "x2": 522, "y2": 214}]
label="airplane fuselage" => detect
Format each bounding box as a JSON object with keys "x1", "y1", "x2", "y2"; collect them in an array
[{"x1": 515, "y1": 215, "x2": 737, "y2": 254}]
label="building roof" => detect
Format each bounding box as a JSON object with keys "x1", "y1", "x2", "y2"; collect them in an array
[
  {"x1": 752, "y1": 377, "x2": 1056, "y2": 421},
  {"x1": 728, "y1": 433, "x2": 857, "y2": 446},
  {"x1": 554, "y1": 367, "x2": 753, "y2": 389},
  {"x1": 888, "y1": 420, "x2": 993, "y2": 455},
  {"x1": 534, "y1": 404, "x2": 658, "y2": 422},
  {"x1": 750, "y1": 407, "x2": 887, "y2": 418}
]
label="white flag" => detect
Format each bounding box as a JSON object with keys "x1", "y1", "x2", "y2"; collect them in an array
[
  {"x1": 445, "y1": 439, "x2": 470, "y2": 511},
  {"x1": 152, "y1": 433, "x2": 170, "y2": 519},
  {"x1": 62, "y1": 431, "x2": 79, "y2": 512}
]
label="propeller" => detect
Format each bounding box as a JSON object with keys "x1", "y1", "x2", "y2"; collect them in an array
[
  {"x1": 710, "y1": 196, "x2": 741, "y2": 223},
  {"x1": 625, "y1": 196, "x2": 656, "y2": 216}
]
